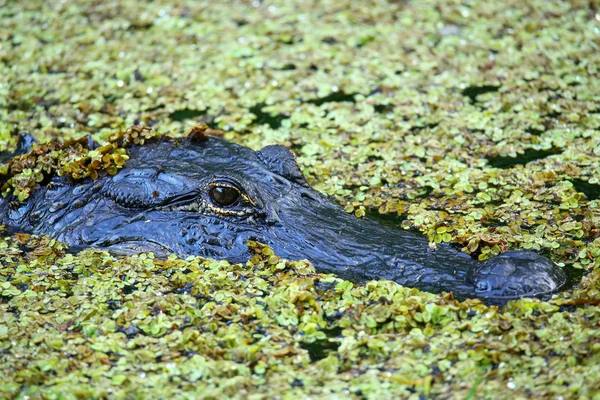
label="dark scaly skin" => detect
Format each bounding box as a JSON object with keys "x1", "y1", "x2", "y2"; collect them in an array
[{"x1": 0, "y1": 135, "x2": 566, "y2": 303}]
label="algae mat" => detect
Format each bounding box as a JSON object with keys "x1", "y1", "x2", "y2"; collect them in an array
[{"x1": 1, "y1": 0, "x2": 600, "y2": 398}]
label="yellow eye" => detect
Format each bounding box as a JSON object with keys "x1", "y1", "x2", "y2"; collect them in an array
[{"x1": 209, "y1": 185, "x2": 240, "y2": 207}]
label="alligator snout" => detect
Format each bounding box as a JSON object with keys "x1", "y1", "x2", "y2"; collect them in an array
[
  {"x1": 266, "y1": 187, "x2": 566, "y2": 302},
  {"x1": 467, "y1": 251, "x2": 566, "y2": 300}
]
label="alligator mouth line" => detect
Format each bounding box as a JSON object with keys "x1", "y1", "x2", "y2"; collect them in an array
[{"x1": 100, "y1": 238, "x2": 175, "y2": 257}]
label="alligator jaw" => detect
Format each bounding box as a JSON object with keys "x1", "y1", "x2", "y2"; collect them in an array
[{"x1": 102, "y1": 239, "x2": 175, "y2": 258}]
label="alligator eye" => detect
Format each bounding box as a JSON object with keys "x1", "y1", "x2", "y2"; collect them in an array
[{"x1": 209, "y1": 185, "x2": 240, "y2": 207}]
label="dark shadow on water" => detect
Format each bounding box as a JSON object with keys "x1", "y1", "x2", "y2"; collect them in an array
[
  {"x1": 374, "y1": 104, "x2": 394, "y2": 113},
  {"x1": 169, "y1": 108, "x2": 207, "y2": 122},
  {"x1": 487, "y1": 148, "x2": 562, "y2": 169},
  {"x1": 570, "y1": 179, "x2": 600, "y2": 200},
  {"x1": 249, "y1": 103, "x2": 288, "y2": 129},
  {"x1": 306, "y1": 91, "x2": 357, "y2": 106},
  {"x1": 363, "y1": 208, "x2": 408, "y2": 228},
  {"x1": 300, "y1": 326, "x2": 343, "y2": 362},
  {"x1": 462, "y1": 85, "x2": 500, "y2": 102}
]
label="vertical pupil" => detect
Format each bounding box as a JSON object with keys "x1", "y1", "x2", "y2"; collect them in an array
[{"x1": 210, "y1": 186, "x2": 240, "y2": 206}]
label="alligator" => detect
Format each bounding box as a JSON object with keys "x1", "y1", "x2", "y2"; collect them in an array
[{"x1": 0, "y1": 128, "x2": 566, "y2": 303}]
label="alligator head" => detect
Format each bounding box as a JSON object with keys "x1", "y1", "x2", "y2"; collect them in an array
[{"x1": 0, "y1": 131, "x2": 566, "y2": 302}]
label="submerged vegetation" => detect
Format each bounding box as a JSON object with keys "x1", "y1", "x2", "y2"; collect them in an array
[{"x1": 1, "y1": 0, "x2": 600, "y2": 398}]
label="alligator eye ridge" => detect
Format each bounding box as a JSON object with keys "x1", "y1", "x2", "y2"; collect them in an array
[{"x1": 209, "y1": 185, "x2": 240, "y2": 207}]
